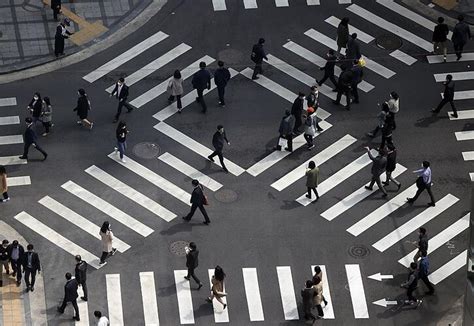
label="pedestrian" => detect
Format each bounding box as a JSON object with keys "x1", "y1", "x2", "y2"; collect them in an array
[
  {"x1": 312, "y1": 266, "x2": 328, "y2": 306},
  {"x1": 0, "y1": 240, "x2": 10, "y2": 276},
  {"x1": 214, "y1": 60, "x2": 231, "y2": 106},
  {"x1": 305, "y1": 86, "x2": 324, "y2": 132},
  {"x1": 305, "y1": 161, "x2": 320, "y2": 202},
  {"x1": 41, "y1": 97, "x2": 53, "y2": 136},
  {"x1": 74, "y1": 255, "x2": 88, "y2": 301},
  {"x1": 94, "y1": 311, "x2": 109, "y2": 326},
  {"x1": 301, "y1": 280, "x2": 317, "y2": 323},
  {"x1": 383, "y1": 143, "x2": 401, "y2": 190},
  {"x1": 312, "y1": 276, "x2": 324, "y2": 319},
  {"x1": 412, "y1": 227, "x2": 429, "y2": 262},
  {"x1": 192, "y1": 61, "x2": 211, "y2": 113},
  {"x1": 0, "y1": 165, "x2": 9, "y2": 202},
  {"x1": 27, "y1": 92, "x2": 43, "y2": 125},
  {"x1": 51, "y1": 0, "x2": 61, "y2": 21},
  {"x1": 54, "y1": 18, "x2": 73, "y2": 57},
  {"x1": 316, "y1": 50, "x2": 338, "y2": 90},
  {"x1": 386, "y1": 91, "x2": 400, "y2": 115},
  {"x1": 183, "y1": 180, "x2": 211, "y2": 225},
  {"x1": 22, "y1": 244, "x2": 40, "y2": 292},
  {"x1": 336, "y1": 17, "x2": 349, "y2": 57},
  {"x1": 367, "y1": 103, "x2": 389, "y2": 138},
  {"x1": 346, "y1": 33, "x2": 361, "y2": 62},
  {"x1": 251, "y1": 38, "x2": 268, "y2": 80},
  {"x1": 207, "y1": 265, "x2": 227, "y2": 310},
  {"x1": 99, "y1": 221, "x2": 117, "y2": 265},
  {"x1": 332, "y1": 66, "x2": 353, "y2": 110},
  {"x1": 364, "y1": 147, "x2": 388, "y2": 197},
  {"x1": 452, "y1": 15, "x2": 471, "y2": 61},
  {"x1": 208, "y1": 125, "x2": 230, "y2": 173},
  {"x1": 380, "y1": 112, "x2": 395, "y2": 150},
  {"x1": 184, "y1": 242, "x2": 203, "y2": 289},
  {"x1": 350, "y1": 59, "x2": 363, "y2": 104},
  {"x1": 275, "y1": 110, "x2": 295, "y2": 152},
  {"x1": 418, "y1": 251, "x2": 435, "y2": 295},
  {"x1": 303, "y1": 108, "x2": 317, "y2": 150},
  {"x1": 432, "y1": 17, "x2": 449, "y2": 62},
  {"x1": 167, "y1": 69, "x2": 184, "y2": 113},
  {"x1": 7, "y1": 240, "x2": 24, "y2": 286},
  {"x1": 110, "y1": 77, "x2": 133, "y2": 123},
  {"x1": 400, "y1": 262, "x2": 419, "y2": 305},
  {"x1": 114, "y1": 121, "x2": 128, "y2": 163},
  {"x1": 73, "y1": 88, "x2": 94, "y2": 129},
  {"x1": 57, "y1": 272, "x2": 80, "y2": 321},
  {"x1": 407, "y1": 161, "x2": 436, "y2": 207},
  {"x1": 19, "y1": 117, "x2": 48, "y2": 161},
  {"x1": 432, "y1": 74, "x2": 457, "y2": 118},
  {"x1": 291, "y1": 92, "x2": 305, "y2": 133}
]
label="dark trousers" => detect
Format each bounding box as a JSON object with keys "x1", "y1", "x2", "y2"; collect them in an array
[
  {"x1": 303, "y1": 305, "x2": 316, "y2": 321},
  {"x1": 11, "y1": 259, "x2": 21, "y2": 282},
  {"x1": 318, "y1": 71, "x2": 338, "y2": 88},
  {"x1": 115, "y1": 100, "x2": 133, "y2": 120},
  {"x1": 168, "y1": 95, "x2": 182, "y2": 109},
  {"x1": 411, "y1": 184, "x2": 435, "y2": 204},
  {"x1": 351, "y1": 82, "x2": 360, "y2": 102},
  {"x1": 335, "y1": 85, "x2": 351, "y2": 107},
  {"x1": 24, "y1": 267, "x2": 37, "y2": 288},
  {"x1": 434, "y1": 97, "x2": 457, "y2": 115},
  {"x1": 419, "y1": 275, "x2": 434, "y2": 293},
  {"x1": 54, "y1": 37, "x2": 64, "y2": 56},
  {"x1": 196, "y1": 89, "x2": 207, "y2": 112},
  {"x1": 453, "y1": 42, "x2": 465, "y2": 58},
  {"x1": 304, "y1": 133, "x2": 313, "y2": 147},
  {"x1": 43, "y1": 121, "x2": 51, "y2": 133},
  {"x1": 52, "y1": 7, "x2": 60, "y2": 21},
  {"x1": 100, "y1": 251, "x2": 109, "y2": 264},
  {"x1": 307, "y1": 187, "x2": 319, "y2": 199},
  {"x1": 186, "y1": 267, "x2": 201, "y2": 284},
  {"x1": 293, "y1": 115, "x2": 302, "y2": 133},
  {"x1": 217, "y1": 85, "x2": 226, "y2": 104},
  {"x1": 209, "y1": 150, "x2": 227, "y2": 171},
  {"x1": 407, "y1": 287, "x2": 416, "y2": 302},
  {"x1": 252, "y1": 62, "x2": 263, "y2": 78},
  {"x1": 380, "y1": 134, "x2": 393, "y2": 150},
  {"x1": 23, "y1": 142, "x2": 47, "y2": 159},
  {"x1": 79, "y1": 281, "x2": 88, "y2": 299},
  {"x1": 276, "y1": 134, "x2": 293, "y2": 151},
  {"x1": 185, "y1": 203, "x2": 210, "y2": 223},
  {"x1": 2, "y1": 191, "x2": 8, "y2": 199},
  {"x1": 59, "y1": 298, "x2": 79, "y2": 317},
  {"x1": 315, "y1": 304, "x2": 324, "y2": 317},
  {"x1": 369, "y1": 175, "x2": 387, "y2": 195}
]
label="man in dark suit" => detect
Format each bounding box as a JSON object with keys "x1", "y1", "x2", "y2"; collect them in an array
[
  {"x1": 111, "y1": 77, "x2": 133, "y2": 123},
  {"x1": 346, "y1": 33, "x2": 361, "y2": 62},
  {"x1": 364, "y1": 146, "x2": 388, "y2": 197},
  {"x1": 51, "y1": 0, "x2": 61, "y2": 21},
  {"x1": 183, "y1": 180, "x2": 211, "y2": 225},
  {"x1": 192, "y1": 61, "x2": 212, "y2": 113},
  {"x1": 350, "y1": 59, "x2": 364, "y2": 104},
  {"x1": 317, "y1": 49, "x2": 338, "y2": 90},
  {"x1": 74, "y1": 255, "x2": 88, "y2": 301},
  {"x1": 251, "y1": 38, "x2": 268, "y2": 80},
  {"x1": 208, "y1": 125, "x2": 230, "y2": 173},
  {"x1": 432, "y1": 74, "x2": 457, "y2": 118},
  {"x1": 214, "y1": 60, "x2": 231, "y2": 106},
  {"x1": 7, "y1": 240, "x2": 24, "y2": 285},
  {"x1": 19, "y1": 117, "x2": 48, "y2": 161},
  {"x1": 332, "y1": 66, "x2": 353, "y2": 110},
  {"x1": 22, "y1": 244, "x2": 41, "y2": 292},
  {"x1": 57, "y1": 272, "x2": 80, "y2": 321},
  {"x1": 291, "y1": 92, "x2": 305, "y2": 133},
  {"x1": 184, "y1": 242, "x2": 203, "y2": 289}
]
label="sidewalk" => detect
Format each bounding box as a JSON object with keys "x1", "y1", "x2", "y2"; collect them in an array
[{"x1": 406, "y1": 0, "x2": 474, "y2": 25}]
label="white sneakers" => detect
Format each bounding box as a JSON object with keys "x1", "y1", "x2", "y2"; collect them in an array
[{"x1": 1, "y1": 198, "x2": 10, "y2": 203}]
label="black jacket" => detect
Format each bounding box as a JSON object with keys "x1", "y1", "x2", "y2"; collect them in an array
[
  {"x1": 192, "y1": 69, "x2": 211, "y2": 91},
  {"x1": 28, "y1": 98, "x2": 43, "y2": 118},
  {"x1": 291, "y1": 97, "x2": 304, "y2": 117},
  {"x1": 7, "y1": 244, "x2": 25, "y2": 261},
  {"x1": 22, "y1": 251, "x2": 41, "y2": 272},
  {"x1": 63, "y1": 278, "x2": 79, "y2": 302},
  {"x1": 0, "y1": 246, "x2": 9, "y2": 261},
  {"x1": 75, "y1": 261, "x2": 87, "y2": 284},
  {"x1": 350, "y1": 65, "x2": 364, "y2": 84},
  {"x1": 368, "y1": 151, "x2": 387, "y2": 176},
  {"x1": 279, "y1": 114, "x2": 295, "y2": 136},
  {"x1": 433, "y1": 23, "x2": 449, "y2": 42},
  {"x1": 214, "y1": 67, "x2": 231, "y2": 87},
  {"x1": 443, "y1": 80, "x2": 455, "y2": 100},
  {"x1": 386, "y1": 149, "x2": 397, "y2": 172},
  {"x1": 251, "y1": 44, "x2": 267, "y2": 64},
  {"x1": 185, "y1": 249, "x2": 199, "y2": 269},
  {"x1": 338, "y1": 69, "x2": 353, "y2": 86},
  {"x1": 346, "y1": 38, "x2": 361, "y2": 60},
  {"x1": 452, "y1": 21, "x2": 471, "y2": 45},
  {"x1": 51, "y1": 0, "x2": 61, "y2": 9},
  {"x1": 322, "y1": 54, "x2": 337, "y2": 73},
  {"x1": 23, "y1": 125, "x2": 37, "y2": 145},
  {"x1": 111, "y1": 83, "x2": 129, "y2": 101},
  {"x1": 212, "y1": 131, "x2": 229, "y2": 151},
  {"x1": 73, "y1": 95, "x2": 90, "y2": 119},
  {"x1": 55, "y1": 24, "x2": 72, "y2": 40},
  {"x1": 190, "y1": 186, "x2": 205, "y2": 206}
]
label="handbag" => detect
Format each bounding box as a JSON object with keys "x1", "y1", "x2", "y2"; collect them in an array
[
  {"x1": 166, "y1": 80, "x2": 173, "y2": 94},
  {"x1": 201, "y1": 185, "x2": 209, "y2": 205},
  {"x1": 278, "y1": 137, "x2": 287, "y2": 149},
  {"x1": 416, "y1": 176, "x2": 425, "y2": 189}
]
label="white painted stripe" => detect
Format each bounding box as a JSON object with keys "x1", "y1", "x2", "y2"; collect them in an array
[
  {"x1": 174, "y1": 270, "x2": 195, "y2": 324},
  {"x1": 345, "y1": 264, "x2": 369, "y2": 318},
  {"x1": 275, "y1": 0, "x2": 289, "y2": 7},
  {"x1": 276, "y1": 266, "x2": 298, "y2": 320},
  {"x1": 158, "y1": 152, "x2": 222, "y2": 191},
  {"x1": 449, "y1": 110, "x2": 474, "y2": 120},
  {"x1": 428, "y1": 250, "x2": 467, "y2": 285},
  {"x1": 307, "y1": 0, "x2": 320, "y2": 5},
  {"x1": 105, "y1": 43, "x2": 192, "y2": 93},
  {"x1": 324, "y1": 16, "x2": 374, "y2": 43},
  {"x1": 242, "y1": 268, "x2": 264, "y2": 321},
  {"x1": 271, "y1": 135, "x2": 357, "y2": 191},
  {"x1": 107, "y1": 153, "x2": 192, "y2": 205},
  {"x1": 130, "y1": 56, "x2": 215, "y2": 108},
  {"x1": 390, "y1": 50, "x2": 417, "y2": 66},
  {"x1": 139, "y1": 272, "x2": 160, "y2": 326},
  {"x1": 283, "y1": 41, "x2": 374, "y2": 93},
  {"x1": 0, "y1": 135, "x2": 23, "y2": 145},
  {"x1": 398, "y1": 213, "x2": 470, "y2": 267},
  {"x1": 0, "y1": 97, "x2": 17, "y2": 107},
  {"x1": 347, "y1": 4, "x2": 433, "y2": 51},
  {"x1": 62, "y1": 180, "x2": 154, "y2": 236},
  {"x1": 455, "y1": 130, "x2": 474, "y2": 141},
  {"x1": 154, "y1": 122, "x2": 245, "y2": 176},
  {"x1": 0, "y1": 156, "x2": 27, "y2": 166},
  {"x1": 471, "y1": 173, "x2": 474, "y2": 181},
  {"x1": 85, "y1": 165, "x2": 176, "y2": 222},
  {"x1": 339, "y1": 0, "x2": 352, "y2": 3},
  {"x1": 427, "y1": 53, "x2": 474, "y2": 64},
  {"x1": 463, "y1": 151, "x2": 474, "y2": 161},
  {"x1": 246, "y1": 122, "x2": 333, "y2": 177},
  {"x1": 106, "y1": 274, "x2": 124, "y2": 325},
  {"x1": 7, "y1": 176, "x2": 31, "y2": 186},
  {"x1": 449, "y1": 90, "x2": 474, "y2": 101},
  {"x1": 347, "y1": 184, "x2": 418, "y2": 236},
  {"x1": 77, "y1": 286, "x2": 89, "y2": 325},
  {"x1": 38, "y1": 196, "x2": 131, "y2": 253},
  {"x1": 243, "y1": 0, "x2": 258, "y2": 9},
  {"x1": 212, "y1": 0, "x2": 227, "y2": 10},
  {"x1": 0, "y1": 116, "x2": 20, "y2": 125},
  {"x1": 321, "y1": 164, "x2": 407, "y2": 221},
  {"x1": 207, "y1": 269, "x2": 229, "y2": 323},
  {"x1": 14, "y1": 212, "x2": 102, "y2": 269},
  {"x1": 153, "y1": 68, "x2": 238, "y2": 121},
  {"x1": 434, "y1": 71, "x2": 474, "y2": 82},
  {"x1": 83, "y1": 31, "x2": 169, "y2": 83},
  {"x1": 310, "y1": 265, "x2": 335, "y2": 319},
  {"x1": 373, "y1": 194, "x2": 459, "y2": 252}
]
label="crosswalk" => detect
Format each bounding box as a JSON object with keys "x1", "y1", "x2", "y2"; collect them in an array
[{"x1": 210, "y1": 0, "x2": 353, "y2": 11}]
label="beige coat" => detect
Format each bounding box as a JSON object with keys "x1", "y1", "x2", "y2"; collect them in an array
[
  {"x1": 312, "y1": 283, "x2": 323, "y2": 306},
  {"x1": 1, "y1": 173, "x2": 7, "y2": 193},
  {"x1": 100, "y1": 230, "x2": 114, "y2": 252},
  {"x1": 168, "y1": 77, "x2": 184, "y2": 96}
]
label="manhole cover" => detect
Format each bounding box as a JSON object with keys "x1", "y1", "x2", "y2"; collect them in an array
[
  {"x1": 169, "y1": 241, "x2": 188, "y2": 256},
  {"x1": 217, "y1": 48, "x2": 244, "y2": 67},
  {"x1": 214, "y1": 189, "x2": 238, "y2": 203},
  {"x1": 376, "y1": 34, "x2": 403, "y2": 51},
  {"x1": 133, "y1": 142, "x2": 160, "y2": 159},
  {"x1": 348, "y1": 245, "x2": 370, "y2": 259}
]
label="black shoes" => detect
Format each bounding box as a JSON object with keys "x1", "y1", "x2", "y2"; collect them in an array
[
  {"x1": 182, "y1": 217, "x2": 190, "y2": 221},
  {"x1": 407, "y1": 198, "x2": 414, "y2": 204},
  {"x1": 427, "y1": 202, "x2": 436, "y2": 207},
  {"x1": 208, "y1": 156, "x2": 215, "y2": 162},
  {"x1": 450, "y1": 113, "x2": 458, "y2": 118},
  {"x1": 184, "y1": 276, "x2": 190, "y2": 281},
  {"x1": 19, "y1": 156, "x2": 27, "y2": 159},
  {"x1": 81, "y1": 296, "x2": 87, "y2": 301},
  {"x1": 197, "y1": 283, "x2": 203, "y2": 290},
  {"x1": 42, "y1": 154, "x2": 48, "y2": 161},
  {"x1": 365, "y1": 186, "x2": 373, "y2": 191},
  {"x1": 203, "y1": 221, "x2": 210, "y2": 225}
]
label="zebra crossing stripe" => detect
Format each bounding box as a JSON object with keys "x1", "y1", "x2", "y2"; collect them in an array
[
  {"x1": 347, "y1": 184, "x2": 418, "y2": 236},
  {"x1": 276, "y1": 266, "x2": 299, "y2": 320},
  {"x1": 448, "y1": 90, "x2": 474, "y2": 101},
  {"x1": 212, "y1": 0, "x2": 227, "y2": 10},
  {"x1": 38, "y1": 196, "x2": 131, "y2": 253},
  {"x1": 106, "y1": 274, "x2": 124, "y2": 325},
  {"x1": 0, "y1": 156, "x2": 27, "y2": 166},
  {"x1": 271, "y1": 135, "x2": 357, "y2": 191},
  {"x1": 7, "y1": 176, "x2": 31, "y2": 186},
  {"x1": 398, "y1": 213, "x2": 470, "y2": 267},
  {"x1": 307, "y1": 0, "x2": 320, "y2": 5},
  {"x1": 462, "y1": 151, "x2": 474, "y2": 161},
  {"x1": 428, "y1": 250, "x2": 467, "y2": 285},
  {"x1": 427, "y1": 53, "x2": 474, "y2": 64},
  {"x1": 243, "y1": 0, "x2": 258, "y2": 9},
  {"x1": 471, "y1": 173, "x2": 474, "y2": 182},
  {"x1": 0, "y1": 98, "x2": 17, "y2": 107},
  {"x1": 389, "y1": 50, "x2": 417, "y2": 66},
  {"x1": 372, "y1": 194, "x2": 459, "y2": 252},
  {"x1": 174, "y1": 270, "x2": 195, "y2": 324},
  {"x1": 339, "y1": 0, "x2": 351, "y2": 3},
  {"x1": 242, "y1": 268, "x2": 264, "y2": 321},
  {"x1": 0, "y1": 116, "x2": 20, "y2": 125},
  {"x1": 85, "y1": 165, "x2": 177, "y2": 222},
  {"x1": 434, "y1": 71, "x2": 474, "y2": 82},
  {"x1": 324, "y1": 16, "x2": 374, "y2": 43},
  {"x1": 207, "y1": 269, "x2": 229, "y2": 323},
  {"x1": 0, "y1": 135, "x2": 23, "y2": 145},
  {"x1": 14, "y1": 212, "x2": 103, "y2": 269},
  {"x1": 449, "y1": 110, "x2": 474, "y2": 120},
  {"x1": 275, "y1": 0, "x2": 289, "y2": 6},
  {"x1": 310, "y1": 265, "x2": 335, "y2": 319},
  {"x1": 455, "y1": 130, "x2": 474, "y2": 141},
  {"x1": 76, "y1": 286, "x2": 89, "y2": 325},
  {"x1": 321, "y1": 164, "x2": 407, "y2": 221},
  {"x1": 62, "y1": 180, "x2": 154, "y2": 236},
  {"x1": 83, "y1": 31, "x2": 169, "y2": 83},
  {"x1": 345, "y1": 264, "x2": 369, "y2": 318},
  {"x1": 139, "y1": 272, "x2": 160, "y2": 325}
]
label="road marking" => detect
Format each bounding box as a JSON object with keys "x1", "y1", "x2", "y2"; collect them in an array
[
  {"x1": 275, "y1": 0, "x2": 289, "y2": 6},
  {"x1": 296, "y1": 151, "x2": 375, "y2": 206},
  {"x1": 0, "y1": 97, "x2": 17, "y2": 107},
  {"x1": 398, "y1": 213, "x2": 470, "y2": 267},
  {"x1": 307, "y1": 0, "x2": 320, "y2": 5},
  {"x1": 339, "y1": 0, "x2": 352, "y2": 3},
  {"x1": 271, "y1": 135, "x2": 357, "y2": 191},
  {"x1": 14, "y1": 211, "x2": 103, "y2": 269},
  {"x1": 347, "y1": 4, "x2": 433, "y2": 51},
  {"x1": 7, "y1": 176, "x2": 31, "y2": 186},
  {"x1": 0, "y1": 135, "x2": 23, "y2": 145},
  {"x1": 0, "y1": 156, "x2": 27, "y2": 166},
  {"x1": 212, "y1": 0, "x2": 227, "y2": 10},
  {"x1": 77, "y1": 285, "x2": 89, "y2": 325},
  {"x1": 158, "y1": 152, "x2": 223, "y2": 191},
  {"x1": 324, "y1": 16, "x2": 374, "y2": 43},
  {"x1": 174, "y1": 270, "x2": 194, "y2": 324},
  {"x1": 448, "y1": 90, "x2": 474, "y2": 101},
  {"x1": 85, "y1": 165, "x2": 176, "y2": 222},
  {"x1": 83, "y1": 31, "x2": 169, "y2": 83},
  {"x1": 347, "y1": 184, "x2": 418, "y2": 236},
  {"x1": 0, "y1": 116, "x2": 19, "y2": 125},
  {"x1": 449, "y1": 110, "x2": 474, "y2": 120},
  {"x1": 62, "y1": 180, "x2": 154, "y2": 236},
  {"x1": 455, "y1": 130, "x2": 474, "y2": 141},
  {"x1": 207, "y1": 269, "x2": 229, "y2": 322},
  {"x1": 321, "y1": 164, "x2": 407, "y2": 221},
  {"x1": 243, "y1": 0, "x2": 258, "y2": 8},
  {"x1": 310, "y1": 265, "x2": 335, "y2": 318},
  {"x1": 389, "y1": 50, "x2": 417, "y2": 65},
  {"x1": 427, "y1": 52, "x2": 474, "y2": 64},
  {"x1": 471, "y1": 172, "x2": 474, "y2": 181},
  {"x1": 139, "y1": 272, "x2": 160, "y2": 326},
  {"x1": 108, "y1": 152, "x2": 192, "y2": 205},
  {"x1": 428, "y1": 250, "x2": 467, "y2": 285},
  {"x1": 154, "y1": 122, "x2": 246, "y2": 176},
  {"x1": 463, "y1": 151, "x2": 474, "y2": 161},
  {"x1": 434, "y1": 71, "x2": 474, "y2": 82},
  {"x1": 276, "y1": 266, "x2": 299, "y2": 320},
  {"x1": 106, "y1": 274, "x2": 124, "y2": 325},
  {"x1": 243, "y1": 268, "x2": 264, "y2": 321},
  {"x1": 373, "y1": 194, "x2": 459, "y2": 252},
  {"x1": 105, "y1": 43, "x2": 192, "y2": 93},
  {"x1": 345, "y1": 264, "x2": 369, "y2": 318}
]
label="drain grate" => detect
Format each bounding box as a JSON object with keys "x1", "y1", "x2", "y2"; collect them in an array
[
  {"x1": 133, "y1": 142, "x2": 160, "y2": 159},
  {"x1": 376, "y1": 34, "x2": 403, "y2": 51},
  {"x1": 214, "y1": 189, "x2": 238, "y2": 203},
  {"x1": 348, "y1": 245, "x2": 370, "y2": 259},
  {"x1": 169, "y1": 241, "x2": 188, "y2": 257}
]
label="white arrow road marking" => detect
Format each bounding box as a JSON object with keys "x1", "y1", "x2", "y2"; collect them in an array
[
  {"x1": 372, "y1": 299, "x2": 398, "y2": 307},
  {"x1": 368, "y1": 273, "x2": 394, "y2": 282}
]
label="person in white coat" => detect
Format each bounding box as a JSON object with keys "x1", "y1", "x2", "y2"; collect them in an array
[
  {"x1": 99, "y1": 221, "x2": 116, "y2": 265},
  {"x1": 167, "y1": 70, "x2": 184, "y2": 113}
]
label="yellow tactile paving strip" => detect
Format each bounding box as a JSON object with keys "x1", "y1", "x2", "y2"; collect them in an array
[
  {"x1": 2, "y1": 275, "x2": 25, "y2": 326},
  {"x1": 433, "y1": 0, "x2": 458, "y2": 10}
]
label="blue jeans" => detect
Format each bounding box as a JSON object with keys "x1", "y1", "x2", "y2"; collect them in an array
[{"x1": 117, "y1": 141, "x2": 126, "y2": 159}]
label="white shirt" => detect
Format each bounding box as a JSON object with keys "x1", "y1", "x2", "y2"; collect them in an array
[
  {"x1": 97, "y1": 316, "x2": 109, "y2": 326},
  {"x1": 116, "y1": 83, "x2": 123, "y2": 98}
]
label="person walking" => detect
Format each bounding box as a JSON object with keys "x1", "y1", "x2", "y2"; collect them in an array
[
  {"x1": 380, "y1": 112, "x2": 395, "y2": 150},
  {"x1": 0, "y1": 165, "x2": 9, "y2": 202},
  {"x1": 312, "y1": 266, "x2": 328, "y2": 307},
  {"x1": 19, "y1": 117, "x2": 48, "y2": 161},
  {"x1": 7, "y1": 240, "x2": 24, "y2": 286},
  {"x1": 27, "y1": 92, "x2": 43, "y2": 125},
  {"x1": 367, "y1": 103, "x2": 389, "y2": 138},
  {"x1": 167, "y1": 69, "x2": 184, "y2": 113},
  {"x1": 432, "y1": 17, "x2": 450, "y2": 62},
  {"x1": 94, "y1": 311, "x2": 109, "y2": 326},
  {"x1": 22, "y1": 244, "x2": 40, "y2": 292},
  {"x1": 291, "y1": 92, "x2": 305, "y2": 133},
  {"x1": 301, "y1": 280, "x2": 317, "y2": 323},
  {"x1": 183, "y1": 180, "x2": 211, "y2": 225},
  {"x1": 184, "y1": 242, "x2": 203, "y2": 289},
  {"x1": 332, "y1": 66, "x2": 353, "y2": 110},
  {"x1": 407, "y1": 161, "x2": 436, "y2": 207},
  {"x1": 192, "y1": 61, "x2": 212, "y2": 113},
  {"x1": 41, "y1": 97, "x2": 53, "y2": 136},
  {"x1": 386, "y1": 91, "x2": 400, "y2": 115},
  {"x1": 51, "y1": 0, "x2": 61, "y2": 21},
  {"x1": 418, "y1": 251, "x2": 435, "y2": 295},
  {"x1": 207, "y1": 266, "x2": 227, "y2": 310},
  {"x1": 73, "y1": 89, "x2": 94, "y2": 129},
  {"x1": 75, "y1": 255, "x2": 88, "y2": 301},
  {"x1": 54, "y1": 18, "x2": 73, "y2": 57},
  {"x1": 57, "y1": 272, "x2": 80, "y2": 321},
  {"x1": 214, "y1": 60, "x2": 231, "y2": 106},
  {"x1": 0, "y1": 240, "x2": 10, "y2": 278},
  {"x1": 413, "y1": 227, "x2": 429, "y2": 262},
  {"x1": 316, "y1": 50, "x2": 338, "y2": 90},
  {"x1": 432, "y1": 74, "x2": 457, "y2": 118},
  {"x1": 350, "y1": 59, "x2": 363, "y2": 104},
  {"x1": 208, "y1": 125, "x2": 230, "y2": 173},
  {"x1": 303, "y1": 108, "x2": 317, "y2": 150},
  {"x1": 99, "y1": 221, "x2": 117, "y2": 265},
  {"x1": 275, "y1": 110, "x2": 295, "y2": 152},
  {"x1": 400, "y1": 262, "x2": 420, "y2": 306},
  {"x1": 312, "y1": 276, "x2": 324, "y2": 319},
  {"x1": 383, "y1": 143, "x2": 401, "y2": 190},
  {"x1": 364, "y1": 147, "x2": 388, "y2": 197},
  {"x1": 336, "y1": 17, "x2": 349, "y2": 57},
  {"x1": 110, "y1": 77, "x2": 133, "y2": 123},
  {"x1": 346, "y1": 33, "x2": 361, "y2": 62},
  {"x1": 305, "y1": 161, "x2": 320, "y2": 202},
  {"x1": 114, "y1": 121, "x2": 128, "y2": 163},
  {"x1": 251, "y1": 38, "x2": 268, "y2": 80},
  {"x1": 306, "y1": 86, "x2": 324, "y2": 132},
  {"x1": 452, "y1": 15, "x2": 471, "y2": 61}
]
